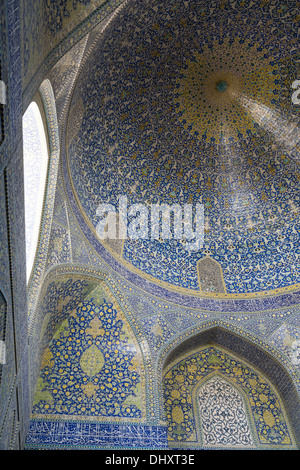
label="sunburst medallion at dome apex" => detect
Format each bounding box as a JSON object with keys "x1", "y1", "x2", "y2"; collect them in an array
[
  {"x1": 174, "y1": 37, "x2": 281, "y2": 143},
  {"x1": 66, "y1": 0, "x2": 300, "y2": 296}
]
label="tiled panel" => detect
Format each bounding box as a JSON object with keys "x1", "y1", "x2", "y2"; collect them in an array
[
  {"x1": 25, "y1": 420, "x2": 167, "y2": 450},
  {"x1": 17, "y1": 0, "x2": 300, "y2": 452},
  {"x1": 30, "y1": 295, "x2": 145, "y2": 421},
  {"x1": 65, "y1": 0, "x2": 300, "y2": 297},
  {"x1": 163, "y1": 346, "x2": 297, "y2": 449}
]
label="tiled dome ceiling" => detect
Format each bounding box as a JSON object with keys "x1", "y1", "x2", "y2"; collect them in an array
[{"x1": 65, "y1": 0, "x2": 300, "y2": 297}]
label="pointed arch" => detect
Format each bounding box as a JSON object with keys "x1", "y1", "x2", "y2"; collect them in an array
[
  {"x1": 162, "y1": 343, "x2": 297, "y2": 449},
  {"x1": 28, "y1": 266, "x2": 149, "y2": 424},
  {"x1": 25, "y1": 270, "x2": 153, "y2": 449},
  {"x1": 158, "y1": 321, "x2": 300, "y2": 448}
]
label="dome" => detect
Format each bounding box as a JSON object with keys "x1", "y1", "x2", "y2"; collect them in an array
[{"x1": 65, "y1": 0, "x2": 300, "y2": 297}]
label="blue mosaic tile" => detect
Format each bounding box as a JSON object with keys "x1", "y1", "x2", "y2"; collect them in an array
[
  {"x1": 63, "y1": 0, "x2": 300, "y2": 298},
  {"x1": 22, "y1": 0, "x2": 126, "y2": 107},
  {"x1": 17, "y1": 0, "x2": 300, "y2": 451},
  {"x1": 163, "y1": 346, "x2": 297, "y2": 449},
  {"x1": 25, "y1": 420, "x2": 168, "y2": 449}
]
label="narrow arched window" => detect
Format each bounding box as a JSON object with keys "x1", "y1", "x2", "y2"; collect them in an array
[
  {"x1": 197, "y1": 257, "x2": 226, "y2": 294},
  {"x1": 22, "y1": 101, "x2": 49, "y2": 282}
]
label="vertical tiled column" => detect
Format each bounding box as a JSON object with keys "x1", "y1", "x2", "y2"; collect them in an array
[{"x1": 0, "y1": 0, "x2": 30, "y2": 449}]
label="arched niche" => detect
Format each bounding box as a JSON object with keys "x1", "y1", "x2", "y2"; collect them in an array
[
  {"x1": 26, "y1": 78, "x2": 60, "y2": 327},
  {"x1": 28, "y1": 267, "x2": 105, "y2": 401},
  {"x1": 160, "y1": 325, "x2": 300, "y2": 449},
  {"x1": 197, "y1": 257, "x2": 226, "y2": 294},
  {"x1": 29, "y1": 274, "x2": 147, "y2": 424}
]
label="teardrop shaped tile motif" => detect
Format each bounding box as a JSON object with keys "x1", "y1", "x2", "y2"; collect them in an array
[{"x1": 80, "y1": 344, "x2": 104, "y2": 377}]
